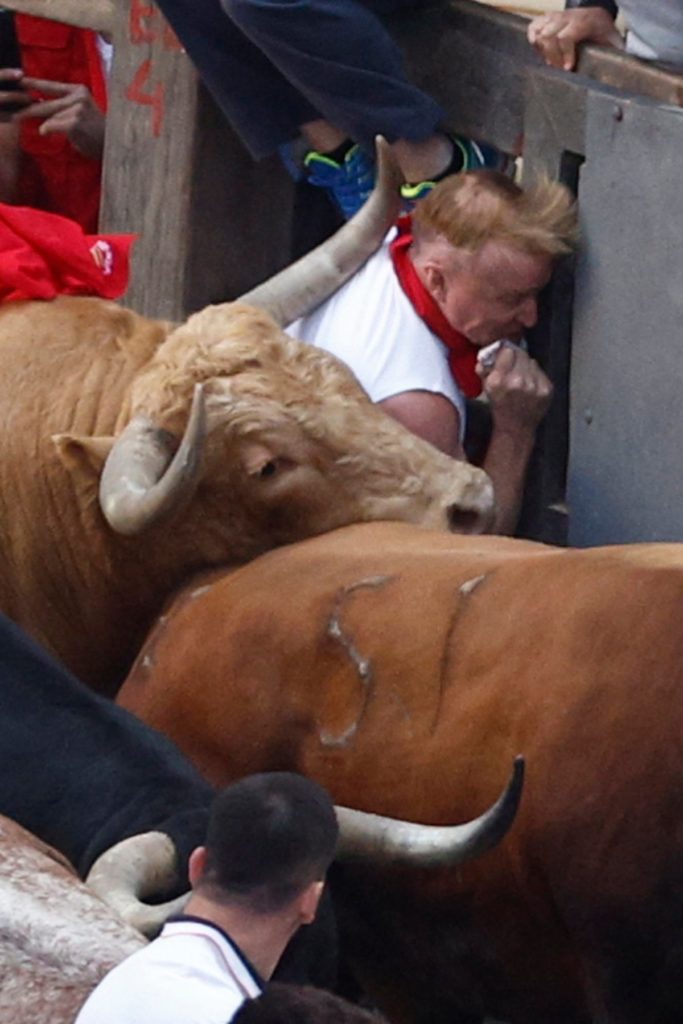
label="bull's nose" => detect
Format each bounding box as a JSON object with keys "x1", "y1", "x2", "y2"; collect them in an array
[{"x1": 447, "y1": 505, "x2": 488, "y2": 535}]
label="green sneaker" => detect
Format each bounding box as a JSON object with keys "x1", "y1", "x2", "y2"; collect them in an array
[{"x1": 400, "y1": 135, "x2": 511, "y2": 206}]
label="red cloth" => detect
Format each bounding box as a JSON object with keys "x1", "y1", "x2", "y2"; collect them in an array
[
  {"x1": 14, "y1": 15, "x2": 107, "y2": 233},
  {"x1": 0, "y1": 202, "x2": 135, "y2": 302},
  {"x1": 389, "y1": 215, "x2": 482, "y2": 399}
]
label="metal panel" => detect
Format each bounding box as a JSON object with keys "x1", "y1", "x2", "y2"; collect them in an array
[{"x1": 567, "y1": 91, "x2": 683, "y2": 544}]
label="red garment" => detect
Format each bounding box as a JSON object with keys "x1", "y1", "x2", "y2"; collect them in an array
[
  {"x1": 14, "y1": 15, "x2": 107, "y2": 233},
  {"x1": 389, "y1": 215, "x2": 482, "y2": 399},
  {"x1": 0, "y1": 202, "x2": 134, "y2": 302}
]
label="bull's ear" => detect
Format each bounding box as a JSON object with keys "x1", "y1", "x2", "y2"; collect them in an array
[
  {"x1": 52, "y1": 434, "x2": 115, "y2": 477},
  {"x1": 241, "y1": 441, "x2": 278, "y2": 477}
]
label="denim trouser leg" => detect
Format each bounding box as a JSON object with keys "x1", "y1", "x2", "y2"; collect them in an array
[{"x1": 155, "y1": 0, "x2": 444, "y2": 158}]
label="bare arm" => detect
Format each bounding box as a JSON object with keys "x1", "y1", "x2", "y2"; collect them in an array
[
  {"x1": 527, "y1": 6, "x2": 622, "y2": 70},
  {"x1": 0, "y1": 121, "x2": 20, "y2": 201},
  {"x1": 479, "y1": 346, "x2": 552, "y2": 535},
  {"x1": 0, "y1": 68, "x2": 29, "y2": 201},
  {"x1": 378, "y1": 391, "x2": 463, "y2": 458},
  {"x1": 378, "y1": 348, "x2": 552, "y2": 537}
]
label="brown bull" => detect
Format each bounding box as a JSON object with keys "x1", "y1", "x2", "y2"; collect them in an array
[
  {"x1": 0, "y1": 815, "x2": 144, "y2": 1024},
  {"x1": 118, "y1": 521, "x2": 683, "y2": 1024},
  {"x1": 0, "y1": 143, "x2": 492, "y2": 694}
]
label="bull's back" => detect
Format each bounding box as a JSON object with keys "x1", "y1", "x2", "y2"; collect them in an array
[
  {"x1": 118, "y1": 524, "x2": 683, "y2": 1021},
  {"x1": 118, "y1": 524, "x2": 683, "y2": 789},
  {"x1": 0, "y1": 297, "x2": 167, "y2": 649}
]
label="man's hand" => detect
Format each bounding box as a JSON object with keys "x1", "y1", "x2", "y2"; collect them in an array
[
  {"x1": 11, "y1": 76, "x2": 105, "y2": 158},
  {"x1": 527, "y1": 7, "x2": 623, "y2": 71},
  {"x1": 0, "y1": 68, "x2": 30, "y2": 122},
  {"x1": 479, "y1": 344, "x2": 553, "y2": 435}
]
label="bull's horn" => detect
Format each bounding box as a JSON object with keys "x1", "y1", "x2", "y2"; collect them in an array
[
  {"x1": 335, "y1": 756, "x2": 524, "y2": 868},
  {"x1": 86, "y1": 831, "x2": 188, "y2": 939},
  {"x1": 99, "y1": 383, "x2": 206, "y2": 536},
  {"x1": 87, "y1": 759, "x2": 523, "y2": 935},
  {"x1": 238, "y1": 136, "x2": 403, "y2": 326}
]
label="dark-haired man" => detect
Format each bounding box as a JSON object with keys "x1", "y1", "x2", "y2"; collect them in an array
[{"x1": 76, "y1": 772, "x2": 339, "y2": 1024}]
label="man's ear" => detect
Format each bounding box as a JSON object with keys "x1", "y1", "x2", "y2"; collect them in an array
[
  {"x1": 52, "y1": 434, "x2": 115, "y2": 478},
  {"x1": 188, "y1": 846, "x2": 208, "y2": 888},
  {"x1": 421, "y1": 263, "x2": 448, "y2": 305},
  {"x1": 298, "y1": 880, "x2": 324, "y2": 925}
]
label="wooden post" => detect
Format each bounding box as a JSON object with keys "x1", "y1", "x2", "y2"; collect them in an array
[
  {"x1": 0, "y1": 0, "x2": 113, "y2": 32},
  {"x1": 99, "y1": 0, "x2": 295, "y2": 321}
]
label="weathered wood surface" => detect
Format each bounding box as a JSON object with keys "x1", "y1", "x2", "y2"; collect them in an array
[
  {"x1": 0, "y1": 0, "x2": 114, "y2": 32},
  {"x1": 386, "y1": 0, "x2": 683, "y2": 156},
  {"x1": 100, "y1": 0, "x2": 295, "y2": 320}
]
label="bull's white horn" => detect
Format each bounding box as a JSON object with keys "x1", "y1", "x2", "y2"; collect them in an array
[
  {"x1": 87, "y1": 759, "x2": 523, "y2": 937},
  {"x1": 238, "y1": 135, "x2": 403, "y2": 326},
  {"x1": 86, "y1": 830, "x2": 187, "y2": 939},
  {"x1": 335, "y1": 756, "x2": 525, "y2": 868},
  {"x1": 99, "y1": 382, "x2": 206, "y2": 536}
]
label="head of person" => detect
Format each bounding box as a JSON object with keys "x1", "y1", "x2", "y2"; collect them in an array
[
  {"x1": 232, "y1": 983, "x2": 387, "y2": 1024},
  {"x1": 411, "y1": 170, "x2": 578, "y2": 345},
  {"x1": 188, "y1": 772, "x2": 338, "y2": 923}
]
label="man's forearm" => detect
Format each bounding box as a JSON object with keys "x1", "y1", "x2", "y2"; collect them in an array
[
  {"x1": 482, "y1": 427, "x2": 536, "y2": 536},
  {"x1": 565, "y1": 0, "x2": 618, "y2": 18}
]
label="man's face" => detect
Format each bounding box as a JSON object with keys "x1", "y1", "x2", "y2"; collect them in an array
[{"x1": 440, "y1": 241, "x2": 554, "y2": 346}]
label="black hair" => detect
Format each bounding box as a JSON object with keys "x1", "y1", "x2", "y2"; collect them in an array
[
  {"x1": 200, "y1": 772, "x2": 338, "y2": 913},
  {"x1": 233, "y1": 984, "x2": 386, "y2": 1024}
]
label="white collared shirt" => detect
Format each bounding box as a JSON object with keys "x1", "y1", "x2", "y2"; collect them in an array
[{"x1": 75, "y1": 916, "x2": 263, "y2": 1024}]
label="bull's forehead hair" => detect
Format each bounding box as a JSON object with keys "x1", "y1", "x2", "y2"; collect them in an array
[{"x1": 129, "y1": 303, "x2": 366, "y2": 423}]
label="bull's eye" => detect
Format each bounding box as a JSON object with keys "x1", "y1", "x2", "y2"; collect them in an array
[{"x1": 258, "y1": 460, "x2": 278, "y2": 479}]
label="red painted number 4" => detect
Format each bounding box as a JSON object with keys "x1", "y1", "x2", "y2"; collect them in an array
[{"x1": 125, "y1": 59, "x2": 165, "y2": 137}]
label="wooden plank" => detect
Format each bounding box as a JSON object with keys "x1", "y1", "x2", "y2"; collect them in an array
[
  {"x1": 385, "y1": 0, "x2": 683, "y2": 158},
  {"x1": 0, "y1": 0, "x2": 114, "y2": 33}
]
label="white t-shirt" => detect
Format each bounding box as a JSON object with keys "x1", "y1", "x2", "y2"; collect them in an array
[
  {"x1": 287, "y1": 229, "x2": 466, "y2": 439},
  {"x1": 75, "y1": 916, "x2": 263, "y2": 1024},
  {"x1": 622, "y1": 1, "x2": 683, "y2": 65}
]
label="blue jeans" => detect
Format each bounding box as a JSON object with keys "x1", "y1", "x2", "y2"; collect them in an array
[{"x1": 155, "y1": 0, "x2": 444, "y2": 158}]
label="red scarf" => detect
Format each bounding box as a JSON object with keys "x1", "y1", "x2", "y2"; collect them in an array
[
  {"x1": 389, "y1": 215, "x2": 481, "y2": 398},
  {"x1": 0, "y1": 203, "x2": 135, "y2": 303}
]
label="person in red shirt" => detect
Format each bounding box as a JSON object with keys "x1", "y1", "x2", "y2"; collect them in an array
[{"x1": 0, "y1": 12, "x2": 109, "y2": 232}]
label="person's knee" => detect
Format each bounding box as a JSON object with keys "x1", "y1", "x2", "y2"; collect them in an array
[{"x1": 220, "y1": 0, "x2": 287, "y2": 34}]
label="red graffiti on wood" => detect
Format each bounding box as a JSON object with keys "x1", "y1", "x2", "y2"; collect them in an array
[
  {"x1": 125, "y1": 59, "x2": 165, "y2": 137},
  {"x1": 129, "y1": 0, "x2": 157, "y2": 44},
  {"x1": 129, "y1": 0, "x2": 183, "y2": 50}
]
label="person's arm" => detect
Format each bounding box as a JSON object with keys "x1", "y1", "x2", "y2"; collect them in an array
[
  {"x1": 527, "y1": 3, "x2": 622, "y2": 71},
  {"x1": 12, "y1": 76, "x2": 105, "y2": 159},
  {"x1": 378, "y1": 391, "x2": 463, "y2": 458},
  {"x1": 0, "y1": 67, "x2": 29, "y2": 202},
  {"x1": 0, "y1": 121, "x2": 20, "y2": 201},
  {"x1": 479, "y1": 345, "x2": 552, "y2": 536}
]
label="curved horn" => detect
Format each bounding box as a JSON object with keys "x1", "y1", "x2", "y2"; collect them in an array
[
  {"x1": 99, "y1": 383, "x2": 207, "y2": 536},
  {"x1": 239, "y1": 135, "x2": 403, "y2": 326},
  {"x1": 335, "y1": 756, "x2": 524, "y2": 868},
  {"x1": 86, "y1": 831, "x2": 188, "y2": 939}
]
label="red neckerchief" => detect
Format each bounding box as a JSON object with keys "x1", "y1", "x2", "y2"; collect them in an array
[{"x1": 389, "y1": 215, "x2": 482, "y2": 398}]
